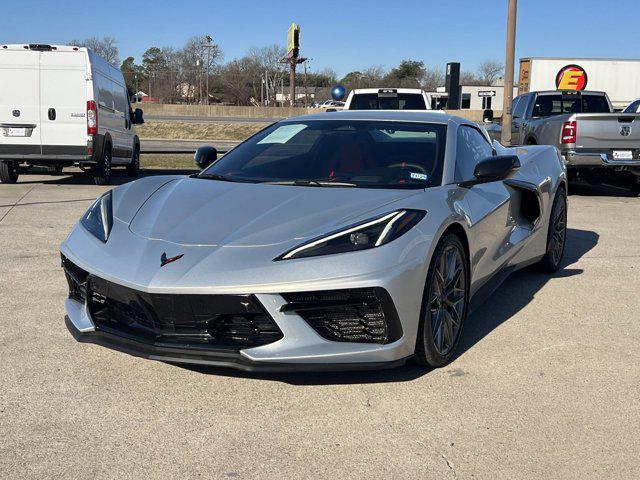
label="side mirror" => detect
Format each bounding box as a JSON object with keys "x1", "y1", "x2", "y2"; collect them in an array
[
  {"x1": 132, "y1": 108, "x2": 144, "y2": 125},
  {"x1": 194, "y1": 145, "x2": 217, "y2": 170},
  {"x1": 473, "y1": 155, "x2": 520, "y2": 181},
  {"x1": 483, "y1": 109, "x2": 494, "y2": 123}
]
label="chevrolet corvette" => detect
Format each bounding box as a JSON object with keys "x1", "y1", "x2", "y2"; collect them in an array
[{"x1": 61, "y1": 111, "x2": 567, "y2": 371}]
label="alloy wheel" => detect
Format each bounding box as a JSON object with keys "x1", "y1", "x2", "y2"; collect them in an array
[
  {"x1": 549, "y1": 197, "x2": 567, "y2": 266},
  {"x1": 429, "y1": 244, "x2": 466, "y2": 356}
]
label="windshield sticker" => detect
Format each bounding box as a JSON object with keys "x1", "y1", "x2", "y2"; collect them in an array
[
  {"x1": 410, "y1": 172, "x2": 428, "y2": 181},
  {"x1": 258, "y1": 124, "x2": 307, "y2": 144}
]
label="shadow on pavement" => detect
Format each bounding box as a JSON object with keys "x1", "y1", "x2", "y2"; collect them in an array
[
  {"x1": 13, "y1": 168, "x2": 197, "y2": 186},
  {"x1": 568, "y1": 179, "x2": 639, "y2": 197},
  {"x1": 179, "y1": 228, "x2": 599, "y2": 385}
]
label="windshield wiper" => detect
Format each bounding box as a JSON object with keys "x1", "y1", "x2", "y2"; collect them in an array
[
  {"x1": 265, "y1": 179, "x2": 357, "y2": 187},
  {"x1": 198, "y1": 173, "x2": 255, "y2": 183}
]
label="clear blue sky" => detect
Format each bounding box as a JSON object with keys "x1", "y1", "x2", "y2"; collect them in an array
[{"x1": 4, "y1": 0, "x2": 640, "y2": 77}]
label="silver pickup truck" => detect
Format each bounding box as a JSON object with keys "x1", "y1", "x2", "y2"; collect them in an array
[{"x1": 487, "y1": 90, "x2": 640, "y2": 193}]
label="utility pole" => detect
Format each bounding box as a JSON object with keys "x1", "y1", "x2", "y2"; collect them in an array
[
  {"x1": 303, "y1": 58, "x2": 310, "y2": 107},
  {"x1": 501, "y1": 0, "x2": 518, "y2": 145},
  {"x1": 289, "y1": 59, "x2": 296, "y2": 107},
  {"x1": 202, "y1": 35, "x2": 214, "y2": 105}
]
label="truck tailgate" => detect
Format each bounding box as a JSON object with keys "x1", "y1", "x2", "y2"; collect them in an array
[{"x1": 575, "y1": 113, "x2": 640, "y2": 150}]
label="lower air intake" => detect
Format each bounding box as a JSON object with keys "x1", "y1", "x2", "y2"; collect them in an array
[{"x1": 281, "y1": 288, "x2": 402, "y2": 344}]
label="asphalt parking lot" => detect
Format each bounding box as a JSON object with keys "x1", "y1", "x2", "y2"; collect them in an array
[{"x1": 1, "y1": 170, "x2": 639, "y2": 479}]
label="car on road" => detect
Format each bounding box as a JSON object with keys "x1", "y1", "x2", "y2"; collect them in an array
[
  {"x1": 486, "y1": 90, "x2": 640, "y2": 194},
  {"x1": 0, "y1": 44, "x2": 144, "y2": 185},
  {"x1": 344, "y1": 88, "x2": 432, "y2": 110},
  {"x1": 314, "y1": 99, "x2": 345, "y2": 109},
  {"x1": 61, "y1": 111, "x2": 567, "y2": 371}
]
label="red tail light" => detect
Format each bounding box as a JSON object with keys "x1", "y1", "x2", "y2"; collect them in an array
[
  {"x1": 87, "y1": 100, "x2": 97, "y2": 135},
  {"x1": 561, "y1": 120, "x2": 576, "y2": 144}
]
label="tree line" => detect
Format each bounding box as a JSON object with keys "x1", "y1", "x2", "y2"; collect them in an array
[{"x1": 70, "y1": 36, "x2": 504, "y2": 106}]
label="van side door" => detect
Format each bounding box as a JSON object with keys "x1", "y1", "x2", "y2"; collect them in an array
[{"x1": 39, "y1": 50, "x2": 88, "y2": 155}]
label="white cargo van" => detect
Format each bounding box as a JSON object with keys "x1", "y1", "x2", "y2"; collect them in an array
[{"x1": 0, "y1": 44, "x2": 143, "y2": 184}]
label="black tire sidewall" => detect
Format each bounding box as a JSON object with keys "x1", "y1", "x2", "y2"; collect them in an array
[
  {"x1": 94, "y1": 145, "x2": 112, "y2": 185},
  {"x1": 541, "y1": 187, "x2": 567, "y2": 272},
  {"x1": 127, "y1": 146, "x2": 140, "y2": 177},
  {"x1": 0, "y1": 161, "x2": 19, "y2": 183},
  {"x1": 415, "y1": 233, "x2": 469, "y2": 368}
]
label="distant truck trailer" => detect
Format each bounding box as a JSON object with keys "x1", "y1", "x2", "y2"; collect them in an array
[{"x1": 518, "y1": 57, "x2": 640, "y2": 110}]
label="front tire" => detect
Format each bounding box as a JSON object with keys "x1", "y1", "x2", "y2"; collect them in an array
[
  {"x1": 126, "y1": 145, "x2": 140, "y2": 177},
  {"x1": 537, "y1": 186, "x2": 567, "y2": 273},
  {"x1": 93, "y1": 145, "x2": 112, "y2": 185},
  {"x1": 0, "y1": 161, "x2": 19, "y2": 183},
  {"x1": 415, "y1": 233, "x2": 469, "y2": 368}
]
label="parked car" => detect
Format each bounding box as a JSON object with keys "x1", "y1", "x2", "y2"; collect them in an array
[
  {"x1": 61, "y1": 111, "x2": 567, "y2": 371},
  {"x1": 622, "y1": 99, "x2": 640, "y2": 113},
  {"x1": 0, "y1": 44, "x2": 144, "y2": 184},
  {"x1": 343, "y1": 88, "x2": 432, "y2": 110},
  {"x1": 314, "y1": 99, "x2": 344, "y2": 109},
  {"x1": 487, "y1": 90, "x2": 640, "y2": 194}
]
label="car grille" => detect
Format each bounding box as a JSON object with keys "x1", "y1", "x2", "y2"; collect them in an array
[
  {"x1": 62, "y1": 255, "x2": 89, "y2": 303},
  {"x1": 61, "y1": 256, "x2": 283, "y2": 350},
  {"x1": 281, "y1": 288, "x2": 402, "y2": 344}
]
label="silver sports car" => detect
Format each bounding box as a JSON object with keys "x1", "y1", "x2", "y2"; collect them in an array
[{"x1": 61, "y1": 111, "x2": 567, "y2": 371}]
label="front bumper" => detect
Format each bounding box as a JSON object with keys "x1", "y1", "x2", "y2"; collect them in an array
[
  {"x1": 62, "y1": 253, "x2": 425, "y2": 371},
  {"x1": 65, "y1": 315, "x2": 408, "y2": 372},
  {"x1": 564, "y1": 150, "x2": 640, "y2": 168}
]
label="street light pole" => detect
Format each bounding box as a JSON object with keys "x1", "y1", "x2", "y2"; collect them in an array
[
  {"x1": 203, "y1": 35, "x2": 213, "y2": 105},
  {"x1": 501, "y1": 0, "x2": 518, "y2": 145}
]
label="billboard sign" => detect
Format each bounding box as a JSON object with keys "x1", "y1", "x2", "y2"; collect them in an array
[{"x1": 287, "y1": 23, "x2": 300, "y2": 59}]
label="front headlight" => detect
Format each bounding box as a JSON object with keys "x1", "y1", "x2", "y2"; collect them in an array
[
  {"x1": 81, "y1": 191, "x2": 113, "y2": 242},
  {"x1": 276, "y1": 209, "x2": 426, "y2": 260}
]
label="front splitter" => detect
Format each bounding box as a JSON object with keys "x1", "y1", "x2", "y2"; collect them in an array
[{"x1": 65, "y1": 316, "x2": 410, "y2": 372}]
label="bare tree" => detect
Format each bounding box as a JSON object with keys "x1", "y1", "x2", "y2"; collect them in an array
[
  {"x1": 69, "y1": 36, "x2": 119, "y2": 64},
  {"x1": 422, "y1": 65, "x2": 445, "y2": 91},
  {"x1": 477, "y1": 60, "x2": 504, "y2": 86},
  {"x1": 247, "y1": 45, "x2": 288, "y2": 105}
]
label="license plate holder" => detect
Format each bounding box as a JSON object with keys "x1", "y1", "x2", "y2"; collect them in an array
[
  {"x1": 612, "y1": 150, "x2": 633, "y2": 160},
  {"x1": 5, "y1": 127, "x2": 28, "y2": 137}
]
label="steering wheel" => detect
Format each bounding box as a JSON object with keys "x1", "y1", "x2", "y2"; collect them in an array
[{"x1": 387, "y1": 160, "x2": 428, "y2": 174}]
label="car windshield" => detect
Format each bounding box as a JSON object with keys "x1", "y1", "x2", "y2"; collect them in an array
[
  {"x1": 200, "y1": 120, "x2": 446, "y2": 189},
  {"x1": 350, "y1": 93, "x2": 427, "y2": 110}
]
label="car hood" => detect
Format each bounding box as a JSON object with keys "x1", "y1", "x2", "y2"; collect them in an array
[{"x1": 128, "y1": 177, "x2": 420, "y2": 247}]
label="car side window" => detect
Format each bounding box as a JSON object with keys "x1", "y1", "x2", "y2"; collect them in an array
[
  {"x1": 455, "y1": 126, "x2": 494, "y2": 182},
  {"x1": 625, "y1": 100, "x2": 640, "y2": 113},
  {"x1": 512, "y1": 95, "x2": 527, "y2": 118}
]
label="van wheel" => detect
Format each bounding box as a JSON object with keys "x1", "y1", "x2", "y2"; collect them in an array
[
  {"x1": 93, "y1": 145, "x2": 112, "y2": 185},
  {"x1": 0, "y1": 161, "x2": 19, "y2": 184},
  {"x1": 126, "y1": 146, "x2": 140, "y2": 177}
]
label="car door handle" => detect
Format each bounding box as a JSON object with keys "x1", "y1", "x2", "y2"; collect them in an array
[{"x1": 48, "y1": 108, "x2": 56, "y2": 121}]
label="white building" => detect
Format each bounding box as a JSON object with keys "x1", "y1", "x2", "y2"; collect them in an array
[{"x1": 427, "y1": 85, "x2": 519, "y2": 111}]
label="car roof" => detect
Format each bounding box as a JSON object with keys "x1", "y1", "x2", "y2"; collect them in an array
[
  {"x1": 350, "y1": 88, "x2": 425, "y2": 94},
  {"x1": 282, "y1": 109, "x2": 466, "y2": 125}
]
